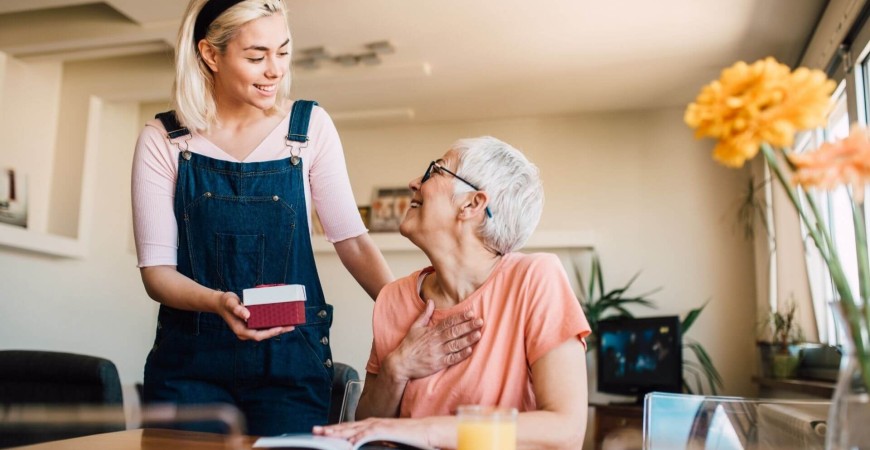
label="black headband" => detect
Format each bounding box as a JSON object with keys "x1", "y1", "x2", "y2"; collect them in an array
[{"x1": 194, "y1": 0, "x2": 245, "y2": 44}]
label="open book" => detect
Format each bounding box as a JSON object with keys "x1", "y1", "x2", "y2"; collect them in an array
[{"x1": 253, "y1": 433, "x2": 438, "y2": 450}]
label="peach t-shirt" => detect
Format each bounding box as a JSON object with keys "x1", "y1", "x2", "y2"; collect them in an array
[{"x1": 366, "y1": 252, "x2": 591, "y2": 417}]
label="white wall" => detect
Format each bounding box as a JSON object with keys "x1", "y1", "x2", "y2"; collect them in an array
[
  {"x1": 0, "y1": 53, "x2": 63, "y2": 233},
  {"x1": 0, "y1": 99, "x2": 157, "y2": 388},
  {"x1": 0, "y1": 52, "x2": 758, "y2": 400}
]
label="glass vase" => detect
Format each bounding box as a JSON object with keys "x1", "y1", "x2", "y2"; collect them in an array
[{"x1": 826, "y1": 303, "x2": 870, "y2": 450}]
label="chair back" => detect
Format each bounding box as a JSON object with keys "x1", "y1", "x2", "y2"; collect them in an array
[
  {"x1": 0, "y1": 350, "x2": 124, "y2": 447},
  {"x1": 0, "y1": 350, "x2": 122, "y2": 405},
  {"x1": 339, "y1": 380, "x2": 364, "y2": 423},
  {"x1": 328, "y1": 362, "x2": 360, "y2": 424},
  {"x1": 643, "y1": 392, "x2": 830, "y2": 450}
]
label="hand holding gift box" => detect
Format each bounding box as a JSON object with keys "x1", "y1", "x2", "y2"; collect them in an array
[{"x1": 243, "y1": 284, "x2": 307, "y2": 329}]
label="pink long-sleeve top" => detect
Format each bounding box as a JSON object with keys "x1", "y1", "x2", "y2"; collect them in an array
[{"x1": 131, "y1": 105, "x2": 366, "y2": 268}]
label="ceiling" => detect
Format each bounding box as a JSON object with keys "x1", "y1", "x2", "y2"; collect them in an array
[{"x1": 0, "y1": 0, "x2": 828, "y2": 123}]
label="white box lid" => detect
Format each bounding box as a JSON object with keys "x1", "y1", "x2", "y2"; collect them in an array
[{"x1": 243, "y1": 284, "x2": 306, "y2": 306}]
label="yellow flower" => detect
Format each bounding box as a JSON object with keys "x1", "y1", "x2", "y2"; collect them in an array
[
  {"x1": 685, "y1": 57, "x2": 836, "y2": 168},
  {"x1": 790, "y1": 125, "x2": 870, "y2": 203}
]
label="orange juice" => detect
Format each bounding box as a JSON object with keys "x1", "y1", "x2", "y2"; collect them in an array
[
  {"x1": 456, "y1": 405, "x2": 517, "y2": 450},
  {"x1": 457, "y1": 421, "x2": 516, "y2": 450}
]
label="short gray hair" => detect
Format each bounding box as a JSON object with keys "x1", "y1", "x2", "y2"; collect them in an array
[{"x1": 451, "y1": 137, "x2": 544, "y2": 254}]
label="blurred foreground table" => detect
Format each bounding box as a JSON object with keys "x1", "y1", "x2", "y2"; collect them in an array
[{"x1": 12, "y1": 428, "x2": 258, "y2": 450}]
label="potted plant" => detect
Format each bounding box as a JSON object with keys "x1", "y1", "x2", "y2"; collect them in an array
[
  {"x1": 757, "y1": 299, "x2": 805, "y2": 379},
  {"x1": 575, "y1": 253, "x2": 724, "y2": 394},
  {"x1": 575, "y1": 253, "x2": 658, "y2": 347}
]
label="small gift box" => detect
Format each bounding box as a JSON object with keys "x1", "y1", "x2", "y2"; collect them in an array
[{"x1": 243, "y1": 284, "x2": 307, "y2": 329}]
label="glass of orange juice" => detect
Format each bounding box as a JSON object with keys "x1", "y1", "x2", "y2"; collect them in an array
[{"x1": 457, "y1": 405, "x2": 517, "y2": 450}]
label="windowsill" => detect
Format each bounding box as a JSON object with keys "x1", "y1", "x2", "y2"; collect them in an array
[{"x1": 751, "y1": 375, "x2": 835, "y2": 398}]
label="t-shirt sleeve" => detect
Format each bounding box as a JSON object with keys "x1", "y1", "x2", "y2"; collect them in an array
[
  {"x1": 131, "y1": 122, "x2": 180, "y2": 268},
  {"x1": 365, "y1": 284, "x2": 394, "y2": 375},
  {"x1": 523, "y1": 254, "x2": 591, "y2": 365},
  {"x1": 364, "y1": 277, "x2": 421, "y2": 375},
  {"x1": 307, "y1": 107, "x2": 367, "y2": 243},
  {"x1": 365, "y1": 340, "x2": 380, "y2": 375}
]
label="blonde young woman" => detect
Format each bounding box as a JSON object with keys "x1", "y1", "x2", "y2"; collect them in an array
[{"x1": 132, "y1": 0, "x2": 482, "y2": 435}]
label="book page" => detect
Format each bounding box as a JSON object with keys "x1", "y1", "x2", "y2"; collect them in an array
[
  {"x1": 253, "y1": 433, "x2": 438, "y2": 450},
  {"x1": 254, "y1": 434, "x2": 351, "y2": 450}
]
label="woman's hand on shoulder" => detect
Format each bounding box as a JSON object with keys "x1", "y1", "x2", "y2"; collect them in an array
[
  {"x1": 384, "y1": 300, "x2": 483, "y2": 382},
  {"x1": 215, "y1": 291, "x2": 294, "y2": 341}
]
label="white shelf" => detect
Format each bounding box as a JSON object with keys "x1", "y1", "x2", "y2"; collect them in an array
[
  {"x1": 312, "y1": 229, "x2": 594, "y2": 254},
  {"x1": 0, "y1": 97, "x2": 100, "y2": 259},
  {"x1": 0, "y1": 222, "x2": 85, "y2": 258}
]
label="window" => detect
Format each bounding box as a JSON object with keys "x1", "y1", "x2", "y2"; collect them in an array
[{"x1": 800, "y1": 25, "x2": 870, "y2": 344}]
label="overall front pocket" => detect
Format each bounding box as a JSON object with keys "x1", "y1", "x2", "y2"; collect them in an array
[{"x1": 215, "y1": 233, "x2": 264, "y2": 293}]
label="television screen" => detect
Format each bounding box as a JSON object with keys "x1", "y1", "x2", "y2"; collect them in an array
[{"x1": 597, "y1": 315, "x2": 682, "y2": 398}]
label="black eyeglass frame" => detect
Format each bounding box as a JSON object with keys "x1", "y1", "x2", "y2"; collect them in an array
[{"x1": 422, "y1": 161, "x2": 493, "y2": 218}]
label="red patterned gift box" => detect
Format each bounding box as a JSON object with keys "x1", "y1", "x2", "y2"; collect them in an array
[{"x1": 243, "y1": 284, "x2": 307, "y2": 329}]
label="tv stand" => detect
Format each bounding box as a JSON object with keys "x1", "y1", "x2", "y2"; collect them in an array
[
  {"x1": 591, "y1": 402, "x2": 643, "y2": 450},
  {"x1": 607, "y1": 398, "x2": 645, "y2": 406}
]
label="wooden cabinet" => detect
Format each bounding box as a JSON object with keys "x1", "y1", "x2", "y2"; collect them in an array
[{"x1": 592, "y1": 403, "x2": 643, "y2": 450}]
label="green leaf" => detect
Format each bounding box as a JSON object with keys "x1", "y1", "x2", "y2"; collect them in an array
[
  {"x1": 593, "y1": 254, "x2": 604, "y2": 299},
  {"x1": 683, "y1": 365, "x2": 704, "y2": 395},
  {"x1": 574, "y1": 270, "x2": 586, "y2": 304},
  {"x1": 607, "y1": 297, "x2": 657, "y2": 308},
  {"x1": 684, "y1": 341, "x2": 724, "y2": 390},
  {"x1": 681, "y1": 300, "x2": 710, "y2": 333}
]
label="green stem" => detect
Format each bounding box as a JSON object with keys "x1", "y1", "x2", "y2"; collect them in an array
[
  {"x1": 761, "y1": 143, "x2": 870, "y2": 391},
  {"x1": 761, "y1": 144, "x2": 832, "y2": 263},
  {"x1": 850, "y1": 196, "x2": 870, "y2": 391},
  {"x1": 852, "y1": 198, "x2": 870, "y2": 305}
]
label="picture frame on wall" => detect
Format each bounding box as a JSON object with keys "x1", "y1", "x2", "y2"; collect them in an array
[
  {"x1": 369, "y1": 187, "x2": 412, "y2": 232},
  {"x1": 0, "y1": 169, "x2": 27, "y2": 228},
  {"x1": 357, "y1": 205, "x2": 371, "y2": 229}
]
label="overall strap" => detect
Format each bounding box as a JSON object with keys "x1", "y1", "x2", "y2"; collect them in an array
[
  {"x1": 155, "y1": 111, "x2": 191, "y2": 140},
  {"x1": 287, "y1": 100, "x2": 318, "y2": 143}
]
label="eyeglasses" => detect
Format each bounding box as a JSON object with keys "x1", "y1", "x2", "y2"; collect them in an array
[{"x1": 422, "y1": 161, "x2": 493, "y2": 218}]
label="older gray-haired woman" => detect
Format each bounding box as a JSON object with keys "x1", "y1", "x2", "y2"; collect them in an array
[{"x1": 315, "y1": 137, "x2": 591, "y2": 450}]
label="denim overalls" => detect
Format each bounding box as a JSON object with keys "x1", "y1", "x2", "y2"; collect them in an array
[{"x1": 143, "y1": 101, "x2": 334, "y2": 436}]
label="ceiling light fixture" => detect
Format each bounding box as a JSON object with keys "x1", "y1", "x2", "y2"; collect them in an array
[
  {"x1": 358, "y1": 52, "x2": 380, "y2": 65},
  {"x1": 293, "y1": 57, "x2": 319, "y2": 70},
  {"x1": 300, "y1": 46, "x2": 330, "y2": 60},
  {"x1": 334, "y1": 54, "x2": 359, "y2": 67},
  {"x1": 293, "y1": 40, "x2": 394, "y2": 69},
  {"x1": 366, "y1": 40, "x2": 395, "y2": 55}
]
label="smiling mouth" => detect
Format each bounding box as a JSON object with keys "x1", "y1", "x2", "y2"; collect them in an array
[
  {"x1": 254, "y1": 84, "x2": 276, "y2": 92},
  {"x1": 410, "y1": 200, "x2": 422, "y2": 208}
]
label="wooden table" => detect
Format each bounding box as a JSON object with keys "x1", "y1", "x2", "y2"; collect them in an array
[
  {"x1": 591, "y1": 403, "x2": 643, "y2": 450},
  {"x1": 13, "y1": 429, "x2": 259, "y2": 450}
]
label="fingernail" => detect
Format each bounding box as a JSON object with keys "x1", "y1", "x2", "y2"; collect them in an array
[
  {"x1": 313, "y1": 426, "x2": 322, "y2": 432},
  {"x1": 464, "y1": 310, "x2": 474, "y2": 318},
  {"x1": 475, "y1": 319, "x2": 483, "y2": 326}
]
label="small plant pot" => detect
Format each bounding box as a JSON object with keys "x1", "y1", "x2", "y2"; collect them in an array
[
  {"x1": 771, "y1": 353, "x2": 800, "y2": 379},
  {"x1": 757, "y1": 342, "x2": 776, "y2": 377}
]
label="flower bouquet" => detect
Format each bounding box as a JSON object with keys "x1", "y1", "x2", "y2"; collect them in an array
[{"x1": 684, "y1": 57, "x2": 870, "y2": 447}]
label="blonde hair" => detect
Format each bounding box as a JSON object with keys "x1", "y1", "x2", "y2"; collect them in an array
[{"x1": 173, "y1": 0, "x2": 292, "y2": 131}]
